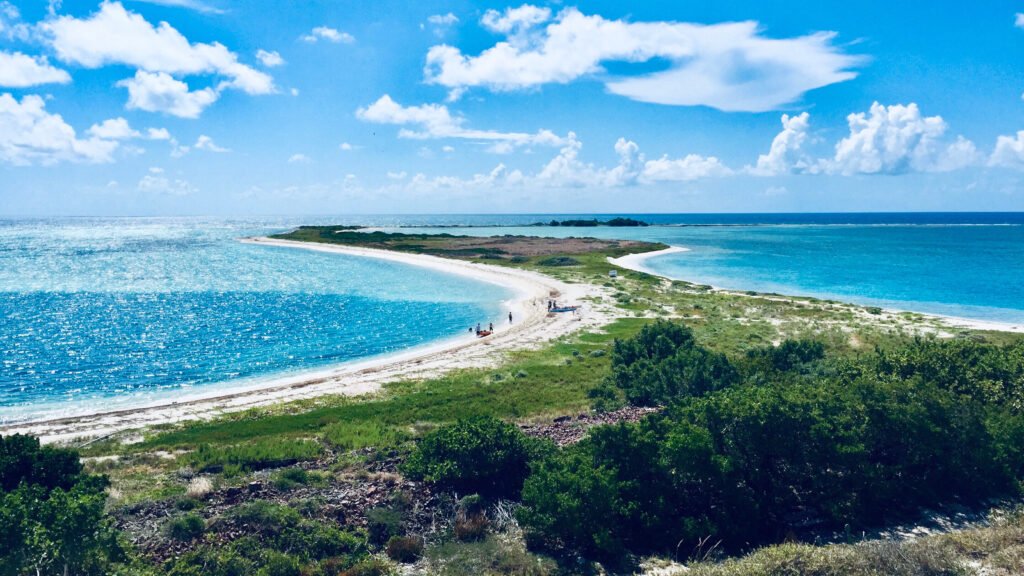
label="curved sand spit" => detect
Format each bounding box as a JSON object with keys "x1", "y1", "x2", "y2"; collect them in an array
[
  {"x1": 609, "y1": 246, "x2": 1024, "y2": 334},
  {"x1": 2, "y1": 238, "x2": 614, "y2": 444}
]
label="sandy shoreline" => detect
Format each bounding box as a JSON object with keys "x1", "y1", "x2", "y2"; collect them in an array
[
  {"x1": 2, "y1": 238, "x2": 613, "y2": 444},
  {"x1": 609, "y1": 246, "x2": 1024, "y2": 334}
]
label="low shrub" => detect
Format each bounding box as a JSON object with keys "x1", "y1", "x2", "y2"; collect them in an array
[
  {"x1": 536, "y1": 256, "x2": 580, "y2": 267},
  {"x1": 403, "y1": 415, "x2": 545, "y2": 498},
  {"x1": 340, "y1": 558, "x2": 395, "y2": 576},
  {"x1": 454, "y1": 510, "x2": 490, "y2": 542},
  {"x1": 272, "y1": 467, "x2": 309, "y2": 490},
  {"x1": 322, "y1": 421, "x2": 409, "y2": 451},
  {"x1": 385, "y1": 535, "x2": 424, "y2": 563},
  {"x1": 165, "y1": 513, "x2": 205, "y2": 541},
  {"x1": 188, "y1": 438, "x2": 322, "y2": 473},
  {"x1": 367, "y1": 507, "x2": 403, "y2": 545}
]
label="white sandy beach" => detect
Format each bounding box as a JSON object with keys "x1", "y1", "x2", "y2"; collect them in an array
[
  {"x1": 609, "y1": 246, "x2": 1024, "y2": 334},
  {"x1": 2, "y1": 238, "x2": 614, "y2": 444}
]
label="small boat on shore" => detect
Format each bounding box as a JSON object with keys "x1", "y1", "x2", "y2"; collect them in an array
[
  {"x1": 551, "y1": 305, "x2": 580, "y2": 313},
  {"x1": 476, "y1": 330, "x2": 493, "y2": 337}
]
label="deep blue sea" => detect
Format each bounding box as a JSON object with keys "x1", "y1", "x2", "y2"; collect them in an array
[
  {"x1": 0, "y1": 218, "x2": 511, "y2": 423},
  {"x1": 3, "y1": 214, "x2": 1023, "y2": 423}
]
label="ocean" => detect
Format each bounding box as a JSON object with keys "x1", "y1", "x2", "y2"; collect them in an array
[
  {"x1": 388, "y1": 212, "x2": 1024, "y2": 325},
  {"x1": 3, "y1": 213, "x2": 1023, "y2": 422},
  {"x1": 0, "y1": 218, "x2": 510, "y2": 423}
]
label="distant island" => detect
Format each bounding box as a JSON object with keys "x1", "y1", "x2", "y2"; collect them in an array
[{"x1": 532, "y1": 217, "x2": 649, "y2": 227}]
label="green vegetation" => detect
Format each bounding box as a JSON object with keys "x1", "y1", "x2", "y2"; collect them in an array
[
  {"x1": 536, "y1": 217, "x2": 649, "y2": 227},
  {"x1": 0, "y1": 435, "x2": 121, "y2": 576},
  {"x1": 404, "y1": 415, "x2": 549, "y2": 498},
  {"x1": 518, "y1": 322, "x2": 1024, "y2": 564},
  {"x1": 186, "y1": 438, "x2": 322, "y2": 474},
  {"x1": 9, "y1": 231, "x2": 1024, "y2": 575}
]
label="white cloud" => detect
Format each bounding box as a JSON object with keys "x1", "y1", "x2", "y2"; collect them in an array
[
  {"x1": 290, "y1": 87, "x2": 299, "y2": 96},
  {"x1": 534, "y1": 133, "x2": 729, "y2": 187},
  {"x1": 127, "y1": 0, "x2": 224, "y2": 14},
  {"x1": 339, "y1": 142, "x2": 354, "y2": 151},
  {"x1": 147, "y1": 127, "x2": 171, "y2": 140},
  {"x1": 87, "y1": 117, "x2": 140, "y2": 140},
  {"x1": 751, "y1": 112, "x2": 813, "y2": 175},
  {"x1": 0, "y1": 2, "x2": 29, "y2": 40},
  {"x1": 194, "y1": 134, "x2": 228, "y2": 152},
  {"x1": 827, "y1": 102, "x2": 978, "y2": 175},
  {"x1": 442, "y1": 145, "x2": 455, "y2": 153},
  {"x1": 427, "y1": 13, "x2": 458, "y2": 26},
  {"x1": 137, "y1": 166, "x2": 196, "y2": 195},
  {"x1": 356, "y1": 94, "x2": 567, "y2": 151},
  {"x1": 43, "y1": 1, "x2": 272, "y2": 115},
  {"x1": 256, "y1": 49, "x2": 284, "y2": 67},
  {"x1": 0, "y1": 93, "x2": 119, "y2": 165},
  {"x1": 387, "y1": 170, "x2": 407, "y2": 179},
  {"x1": 0, "y1": 52, "x2": 71, "y2": 87},
  {"x1": 481, "y1": 5, "x2": 551, "y2": 34},
  {"x1": 1016, "y1": 13, "x2": 1024, "y2": 28},
  {"x1": 117, "y1": 70, "x2": 219, "y2": 118},
  {"x1": 642, "y1": 153, "x2": 731, "y2": 182},
  {"x1": 425, "y1": 6, "x2": 862, "y2": 111},
  {"x1": 989, "y1": 131, "x2": 1024, "y2": 169},
  {"x1": 288, "y1": 153, "x2": 311, "y2": 163},
  {"x1": 301, "y1": 26, "x2": 354, "y2": 44}
]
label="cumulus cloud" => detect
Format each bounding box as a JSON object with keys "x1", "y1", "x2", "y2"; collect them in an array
[
  {"x1": 301, "y1": 26, "x2": 354, "y2": 44},
  {"x1": 356, "y1": 94, "x2": 567, "y2": 151},
  {"x1": 1016, "y1": 13, "x2": 1024, "y2": 28},
  {"x1": 425, "y1": 5, "x2": 862, "y2": 111},
  {"x1": 535, "y1": 133, "x2": 729, "y2": 187},
  {"x1": 137, "y1": 166, "x2": 196, "y2": 195},
  {"x1": 117, "y1": 70, "x2": 219, "y2": 118},
  {"x1": 42, "y1": 2, "x2": 272, "y2": 115},
  {"x1": 480, "y1": 5, "x2": 551, "y2": 34},
  {"x1": 750, "y1": 112, "x2": 814, "y2": 175},
  {"x1": 255, "y1": 49, "x2": 284, "y2": 67},
  {"x1": 989, "y1": 131, "x2": 1024, "y2": 169},
  {"x1": 194, "y1": 134, "x2": 228, "y2": 152},
  {"x1": 147, "y1": 127, "x2": 171, "y2": 140},
  {"x1": 0, "y1": 52, "x2": 71, "y2": 87},
  {"x1": 87, "y1": 117, "x2": 140, "y2": 140},
  {"x1": 827, "y1": 102, "x2": 978, "y2": 174},
  {"x1": 339, "y1": 142, "x2": 354, "y2": 151},
  {"x1": 287, "y1": 153, "x2": 311, "y2": 163},
  {"x1": 0, "y1": 93, "x2": 119, "y2": 165}
]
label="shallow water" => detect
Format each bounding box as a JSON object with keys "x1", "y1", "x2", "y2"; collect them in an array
[
  {"x1": 391, "y1": 212, "x2": 1024, "y2": 325},
  {"x1": 0, "y1": 218, "x2": 511, "y2": 422}
]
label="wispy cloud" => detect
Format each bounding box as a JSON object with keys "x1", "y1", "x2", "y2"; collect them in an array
[{"x1": 127, "y1": 0, "x2": 225, "y2": 15}]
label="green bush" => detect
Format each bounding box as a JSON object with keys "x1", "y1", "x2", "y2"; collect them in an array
[
  {"x1": 385, "y1": 535, "x2": 423, "y2": 563},
  {"x1": 0, "y1": 434, "x2": 122, "y2": 576},
  {"x1": 403, "y1": 416, "x2": 547, "y2": 497},
  {"x1": 536, "y1": 256, "x2": 580, "y2": 267},
  {"x1": 271, "y1": 467, "x2": 309, "y2": 490},
  {"x1": 165, "y1": 513, "x2": 205, "y2": 541},
  {"x1": 524, "y1": 331, "x2": 1024, "y2": 563},
  {"x1": 366, "y1": 507, "x2": 403, "y2": 545},
  {"x1": 605, "y1": 320, "x2": 738, "y2": 406}
]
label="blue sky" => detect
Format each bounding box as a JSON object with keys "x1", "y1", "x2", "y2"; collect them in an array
[{"x1": 0, "y1": 0, "x2": 1022, "y2": 215}]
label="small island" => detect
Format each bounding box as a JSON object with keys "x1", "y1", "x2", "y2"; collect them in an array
[{"x1": 531, "y1": 217, "x2": 650, "y2": 227}]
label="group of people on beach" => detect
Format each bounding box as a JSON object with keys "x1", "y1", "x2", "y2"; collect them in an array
[{"x1": 471, "y1": 311, "x2": 513, "y2": 336}]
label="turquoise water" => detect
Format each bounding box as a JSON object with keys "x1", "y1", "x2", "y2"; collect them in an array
[
  {"x1": 0, "y1": 219, "x2": 511, "y2": 423},
  {"x1": 4, "y1": 214, "x2": 1024, "y2": 423},
  {"x1": 390, "y1": 213, "x2": 1024, "y2": 326}
]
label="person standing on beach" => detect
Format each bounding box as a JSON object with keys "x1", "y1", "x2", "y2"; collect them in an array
[{"x1": 509, "y1": 311, "x2": 513, "y2": 324}]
